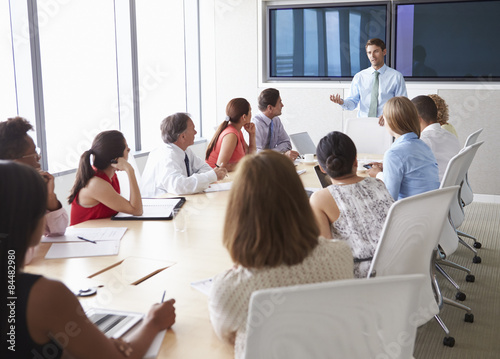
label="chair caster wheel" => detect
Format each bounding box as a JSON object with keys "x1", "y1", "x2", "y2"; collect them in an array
[
  {"x1": 466, "y1": 274, "x2": 475, "y2": 282},
  {"x1": 473, "y1": 256, "x2": 482, "y2": 264},
  {"x1": 473, "y1": 242, "x2": 482, "y2": 249},
  {"x1": 465, "y1": 313, "x2": 474, "y2": 323},
  {"x1": 455, "y1": 292, "x2": 466, "y2": 301},
  {"x1": 443, "y1": 336, "x2": 455, "y2": 347}
]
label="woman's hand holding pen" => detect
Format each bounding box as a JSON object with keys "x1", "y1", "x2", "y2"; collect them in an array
[{"x1": 146, "y1": 298, "x2": 176, "y2": 331}]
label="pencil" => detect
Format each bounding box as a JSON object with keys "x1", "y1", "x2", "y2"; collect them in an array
[{"x1": 161, "y1": 290, "x2": 166, "y2": 303}]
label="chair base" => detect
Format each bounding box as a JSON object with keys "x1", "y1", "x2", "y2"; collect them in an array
[
  {"x1": 457, "y1": 229, "x2": 481, "y2": 248},
  {"x1": 459, "y1": 238, "x2": 482, "y2": 263}
]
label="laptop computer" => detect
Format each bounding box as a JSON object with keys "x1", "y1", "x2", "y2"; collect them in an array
[{"x1": 290, "y1": 132, "x2": 317, "y2": 155}]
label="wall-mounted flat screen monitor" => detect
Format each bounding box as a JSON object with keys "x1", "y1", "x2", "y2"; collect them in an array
[
  {"x1": 393, "y1": 0, "x2": 500, "y2": 81},
  {"x1": 267, "y1": 2, "x2": 389, "y2": 80}
]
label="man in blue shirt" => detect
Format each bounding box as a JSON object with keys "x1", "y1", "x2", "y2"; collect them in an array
[
  {"x1": 252, "y1": 88, "x2": 299, "y2": 160},
  {"x1": 330, "y1": 38, "x2": 407, "y2": 118}
]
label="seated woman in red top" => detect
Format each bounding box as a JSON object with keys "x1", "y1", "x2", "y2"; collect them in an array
[
  {"x1": 205, "y1": 98, "x2": 256, "y2": 172},
  {"x1": 68, "y1": 130, "x2": 143, "y2": 225}
]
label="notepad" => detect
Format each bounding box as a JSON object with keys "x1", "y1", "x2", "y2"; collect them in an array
[
  {"x1": 42, "y1": 227, "x2": 127, "y2": 243},
  {"x1": 190, "y1": 277, "x2": 214, "y2": 296},
  {"x1": 113, "y1": 197, "x2": 185, "y2": 220},
  {"x1": 45, "y1": 240, "x2": 120, "y2": 259},
  {"x1": 204, "y1": 182, "x2": 232, "y2": 192}
]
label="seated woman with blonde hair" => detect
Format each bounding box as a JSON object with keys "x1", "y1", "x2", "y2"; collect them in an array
[
  {"x1": 205, "y1": 98, "x2": 256, "y2": 171},
  {"x1": 68, "y1": 130, "x2": 143, "y2": 225},
  {"x1": 0, "y1": 161, "x2": 175, "y2": 358},
  {"x1": 310, "y1": 131, "x2": 394, "y2": 278},
  {"x1": 368, "y1": 96, "x2": 440, "y2": 200},
  {"x1": 208, "y1": 150, "x2": 353, "y2": 359}
]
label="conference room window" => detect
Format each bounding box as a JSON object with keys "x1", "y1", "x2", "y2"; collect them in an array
[
  {"x1": 4, "y1": 0, "x2": 201, "y2": 173},
  {"x1": 37, "y1": 0, "x2": 120, "y2": 173},
  {"x1": 0, "y1": 1, "x2": 18, "y2": 120},
  {"x1": 135, "y1": 0, "x2": 189, "y2": 152}
]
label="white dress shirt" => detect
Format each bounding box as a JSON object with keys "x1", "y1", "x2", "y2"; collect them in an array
[
  {"x1": 342, "y1": 64, "x2": 407, "y2": 117},
  {"x1": 140, "y1": 143, "x2": 217, "y2": 196},
  {"x1": 420, "y1": 123, "x2": 461, "y2": 182}
]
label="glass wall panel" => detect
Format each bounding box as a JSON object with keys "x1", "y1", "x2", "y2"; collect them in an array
[
  {"x1": 37, "y1": 0, "x2": 119, "y2": 172},
  {"x1": 0, "y1": 2, "x2": 18, "y2": 119},
  {"x1": 136, "y1": 0, "x2": 187, "y2": 151}
]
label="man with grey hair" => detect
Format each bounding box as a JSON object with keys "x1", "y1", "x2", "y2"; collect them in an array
[{"x1": 141, "y1": 113, "x2": 227, "y2": 196}]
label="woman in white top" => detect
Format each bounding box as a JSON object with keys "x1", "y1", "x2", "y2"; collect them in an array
[
  {"x1": 310, "y1": 131, "x2": 394, "y2": 278},
  {"x1": 208, "y1": 150, "x2": 353, "y2": 359}
]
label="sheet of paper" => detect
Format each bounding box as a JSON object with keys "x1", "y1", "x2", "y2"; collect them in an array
[
  {"x1": 190, "y1": 277, "x2": 213, "y2": 296},
  {"x1": 45, "y1": 240, "x2": 120, "y2": 259},
  {"x1": 143, "y1": 330, "x2": 166, "y2": 359},
  {"x1": 114, "y1": 198, "x2": 182, "y2": 219},
  {"x1": 42, "y1": 227, "x2": 128, "y2": 243},
  {"x1": 204, "y1": 182, "x2": 232, "y2": 193}
]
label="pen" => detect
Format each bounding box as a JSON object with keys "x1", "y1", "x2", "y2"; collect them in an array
[
  {"x1": 77, "y1": 236, "x2": 97, "y2": 244},
  {"x1": 215, "y1": 163, "x2": 229, "y2": 178},
  {"x1": 161, "y1": 290, "x2": 166, "y2": 303}
]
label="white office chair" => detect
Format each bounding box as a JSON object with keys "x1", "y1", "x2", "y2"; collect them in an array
[
  {"x1": 344, "y1": 117, "x2": 392, "y2": 155},
  {"x1": 243, "y1": 274, "x2": 425, "y2": 359},
  {"x1": 368, "y1": 186, "x2": 472, "y2": 347},
  {"x1": 440, "y1": 141, "x2": 484, "y2": 263},
  {"x1": 460, "y1": 128, "x2": 483, "y2": 207},
  {"x1": 435, "y1": 141, "x2": 484, "y2": 305}
]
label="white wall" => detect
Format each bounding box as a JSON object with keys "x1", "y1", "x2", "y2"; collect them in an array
[{"x1": 201, "y1": 0, "x2": 500, "y2": 195}]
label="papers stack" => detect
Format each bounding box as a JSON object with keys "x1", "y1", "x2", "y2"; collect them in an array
[{"x1": 44, "y1": 227, "x2": 127, "y2": 259}]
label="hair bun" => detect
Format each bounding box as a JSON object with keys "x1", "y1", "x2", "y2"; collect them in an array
[{"x1": 326, "y1": 155, "x2": 344, "y2": 172}]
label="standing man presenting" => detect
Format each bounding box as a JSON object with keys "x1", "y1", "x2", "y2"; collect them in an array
[
  {"x1": 330, "y1": 38, "x2": 407, "y2": 118},
  {"x1": 252, "y1": 88, "x2": 299, "y2": 161},
  {"x1": 141, "y1": 113, "x2": 227, "y2": 196}
]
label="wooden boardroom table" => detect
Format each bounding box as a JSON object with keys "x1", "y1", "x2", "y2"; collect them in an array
[{"x1": 25, "y1": 155, "x2": 381, "y2": 358}]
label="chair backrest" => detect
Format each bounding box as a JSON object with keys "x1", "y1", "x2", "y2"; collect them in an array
[
  {"x1": 289, "y1": 132, "x2": 317, "y2": 155},
  {"x1": 461, "y1": 128, "x2": 483, "y2": 205},
  {"x1": 367, "y1": 186, "x2": 459, "y2": 326},
  {"x1": 243, "y1": 274, "x2": 426, "y2": 359},
  {"x1": 440, "y1": 141, "x2": 484, "y2": 228},
  {"x1": 464, "y1": 128, "x2": 483, "y2": 148},
  {"x1": 344, "y1": 117, "x2": 392, "y2": 155}
]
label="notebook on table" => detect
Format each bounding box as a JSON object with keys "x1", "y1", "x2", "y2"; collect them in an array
[
  {"x1": 87, "y1": 308, "x2": 166, "y2": 358},
  {"x1": 112, "y1": 197, "x2": 185, "y2": 220},
  {"x1": 86, "y1": 308, "x2": 144, "y2": 339}
]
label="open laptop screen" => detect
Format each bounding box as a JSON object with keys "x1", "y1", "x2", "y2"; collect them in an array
[{"x1": 290, "y1": 132, "x2": 317, "y2": 155}]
